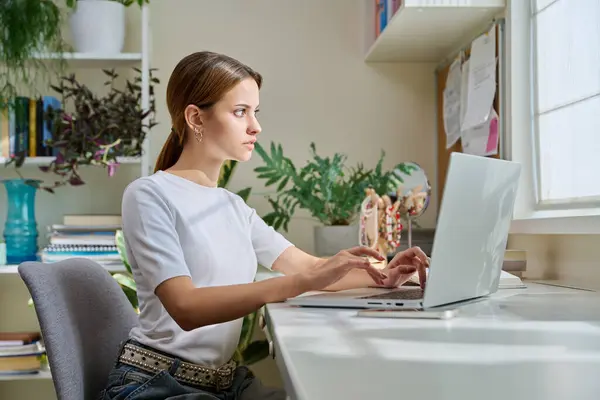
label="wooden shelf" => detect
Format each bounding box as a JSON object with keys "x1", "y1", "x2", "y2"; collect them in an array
[
  {"x1": 30, "y1": 52, "x2": 142, "y2": 68},
  {"x1": 365, "y1": 0, "x2": 505, "y2": 62},
  {"x1": 1, "y1": 156, "x2": 141, "y2": 166}
]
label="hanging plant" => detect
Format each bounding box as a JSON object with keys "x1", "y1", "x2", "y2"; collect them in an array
[{"x1": 0, "y1": 0, "x2": 70, "y2": 109}]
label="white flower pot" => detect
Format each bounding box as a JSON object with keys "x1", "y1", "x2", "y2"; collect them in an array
[
  {"x1": 313, "y1": 224, "x2": 360, "y2": 257},
  {"x1": 70, "y1": 0, "x2": 125, "y2": 54}
]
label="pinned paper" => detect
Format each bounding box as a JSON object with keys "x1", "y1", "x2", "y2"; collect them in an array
[
  {"x1": 486, "y1": 116, "x2": 499, "y2": 154},
  {"x1": 461, "y1": 108, "x2": 499, "y2": 157},
  {"x1": 461, "y1": 27, "x2": 497, "y2": 131},
  {"x1": 443, "y1": 56, "x2": 462, "y2": 148}
]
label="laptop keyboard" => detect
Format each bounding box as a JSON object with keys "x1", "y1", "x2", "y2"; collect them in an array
[{"x1": 358, "y1": 289, "x2": 424, "y2": 300}]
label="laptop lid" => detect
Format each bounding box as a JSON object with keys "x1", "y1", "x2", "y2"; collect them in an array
[{"x1": 423, "y1": 153, "x2": 521, "y2": 309}]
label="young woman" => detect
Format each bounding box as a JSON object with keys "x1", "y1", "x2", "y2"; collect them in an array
[{"x1": 99, "y1": 51, "x2": 429, "y2": 400}]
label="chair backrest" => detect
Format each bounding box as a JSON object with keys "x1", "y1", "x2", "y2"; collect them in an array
[{"x1": 18, "y1": 258, "x2": 138, "y2": 400}]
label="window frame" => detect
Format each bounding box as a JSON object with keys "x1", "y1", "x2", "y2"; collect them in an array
[
  {"x1": 529, "y1": 0, "x2": 600, "y2": 210},
  {"x1": 506, "y1": 0, "x2": 600, "y2": 234}
]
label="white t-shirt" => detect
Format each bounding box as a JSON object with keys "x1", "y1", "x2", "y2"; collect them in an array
[{"x1": 121, "y1": 170, "x2": 294, "y2": 367}]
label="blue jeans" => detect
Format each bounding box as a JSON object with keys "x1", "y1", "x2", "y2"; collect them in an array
[{"x1": 98, "y1": 342, "x2": 286, "y2": 400}]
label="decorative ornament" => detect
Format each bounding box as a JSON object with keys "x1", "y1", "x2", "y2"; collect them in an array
[
  {"x1": 358, "y1": 188, "x2": 404, "y2": 260},
  {"x1": 385, "y1": 204, "x2": 403, "y2": 251},
  {"x1": 359, "y1": 188, "x2": 379, "y2": 249}
]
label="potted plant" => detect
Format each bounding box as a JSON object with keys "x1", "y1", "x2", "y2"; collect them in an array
[
  {"x1": 66, "y1": 0, "x2": 150, "y2": 54},
  {"x1": 111, "y1": 161, "x2": 267, "y2": 366},
  {"x1": 34, "y1": 67, "x2": 159, "y2": 192},
  {"x1": 0, "y1": 0, "x2": 69, "y2": 107},
  {"x1": 254, "y1": 141, "x2": 413, "y2": 256}
]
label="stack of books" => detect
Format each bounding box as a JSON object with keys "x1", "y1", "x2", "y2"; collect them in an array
[
  {"x1": 0, "y1": 332, "x2": 47, "y2": 377},
  {"x1": 375, "y1": 0, "x2": 402, "y2": 37},
  {"x1": 39, "y1": 214, "x2": 124, "y2": 270},
  {"x1": 0, "y1": 95, "x2": 62, "y2": 159}
]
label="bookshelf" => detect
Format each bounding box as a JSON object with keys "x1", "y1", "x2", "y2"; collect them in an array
[
  {"x1": 0, "y1": 5, "x2": 151, "y2": 397},
  {"x1": 364, "y1": 0, "x2": 505, "y2": 62}
]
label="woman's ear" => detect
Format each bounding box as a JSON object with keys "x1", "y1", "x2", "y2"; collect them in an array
[{"x1": 184, "y1": 104, "x2": 204, "y2": 132}]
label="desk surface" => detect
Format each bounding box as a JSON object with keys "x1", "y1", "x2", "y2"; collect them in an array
[{"x1": 264, "y1": 282, "x2": 600, "y2": 400}]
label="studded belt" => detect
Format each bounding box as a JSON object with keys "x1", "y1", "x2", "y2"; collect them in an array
[{"x1": 118, "y1": 342, "x2": 237, "y2": 390}]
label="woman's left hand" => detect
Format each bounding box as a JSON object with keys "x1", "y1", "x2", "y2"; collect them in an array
[{"x1": 377, "y1": 246, "x2": 430, "y2": 289}]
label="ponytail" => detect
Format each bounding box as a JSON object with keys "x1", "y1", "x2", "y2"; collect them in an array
[{"x1": 154, "y1": 128, "x2": 184, "y2": 173}]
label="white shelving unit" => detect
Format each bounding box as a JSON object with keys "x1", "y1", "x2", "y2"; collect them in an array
[
  {"x1": 364, "y1": 0, "x2": 505, "y2": 62},
  {"x1": 0, "y1": 370, "x2": 52, "y2": 381},
  {"x1": 0, "y1": 156, "x2": 141, "y2": 166},
  {"x1": 0, "y1": 4, "x2": 151, "y2": 396},
  {"x1": 0, "y1": 264, "x2": 125, "y2": 274},
  {"x1": 30, "y1": 52, "x2": 143, "y2": 68}
]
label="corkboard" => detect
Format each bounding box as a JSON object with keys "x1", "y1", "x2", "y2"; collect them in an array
[{"x1": 435, "y1": 23, "x2": 502, "y2": 210}]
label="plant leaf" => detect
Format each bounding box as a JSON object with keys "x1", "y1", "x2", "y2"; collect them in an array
[
  {"x1": 240, "y1": 340, "x2": 270, "y2": 365},
  {"x1": 115, "y1": 229, "x2": 133, "y2": 274}
]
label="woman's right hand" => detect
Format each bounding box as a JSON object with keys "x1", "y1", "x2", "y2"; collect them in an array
[{"x1": 297, "y1": 246, "x2": 388, "y2": 292}]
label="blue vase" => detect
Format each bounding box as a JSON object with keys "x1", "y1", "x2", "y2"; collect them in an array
[{"x1": 2, "y1": 179, "x2": 40, "y2": 264}]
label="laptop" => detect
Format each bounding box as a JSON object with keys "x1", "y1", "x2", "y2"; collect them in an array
[{"x1": 286, "y1": 152, "x2": 522, "y2": 310}]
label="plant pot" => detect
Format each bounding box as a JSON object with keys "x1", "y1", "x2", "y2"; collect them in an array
[
  {"x1": 70, "y1": 0, "x2": 125, "y2": 54},
  {"x1": 313, "y1": 224, "x2": 360, "y2": 257},
  {"x1": 2, "y1": 179, "x2": 39, "y2": 264}
]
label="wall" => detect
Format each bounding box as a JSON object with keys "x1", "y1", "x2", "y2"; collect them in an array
[
  {"x1": 509, "y1": 234, "x2": 600, "y2": 291},
  {"x1": 149, "y1": 0, "x2": 438, "y2": 253}
]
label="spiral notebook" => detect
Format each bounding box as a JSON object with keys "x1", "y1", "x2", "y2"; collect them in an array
[{"x1": 40, "y1": 244, "x2": 120, "y2": 263}]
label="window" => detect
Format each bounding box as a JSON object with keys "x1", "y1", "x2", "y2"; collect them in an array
[{"x1": 530, "y1": 0, "x2": 600, "y2": 206}]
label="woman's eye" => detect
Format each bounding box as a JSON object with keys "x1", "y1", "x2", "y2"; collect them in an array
[{"x1": 234, "y1": 109, "x2": 246, "y2": 117}]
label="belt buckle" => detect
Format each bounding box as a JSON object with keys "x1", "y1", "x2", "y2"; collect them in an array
[{"x1": 215, "y1": 362, "x2": 235, "y2": 391}]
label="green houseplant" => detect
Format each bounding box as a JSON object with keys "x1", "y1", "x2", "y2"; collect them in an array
[
  {"x1": 112, "y1": 160, "x2": 267, "y2": 366},
  {"x1": 0, "y1": 0, "x2": 69, "y2": 108},
  {"x1": 253, "y1": 141, "x2": 414, "y2": 256}
]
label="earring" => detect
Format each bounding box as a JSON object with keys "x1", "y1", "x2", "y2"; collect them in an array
[{"x1": 194, "y1": 127, "x2": 203, "y2": 143}]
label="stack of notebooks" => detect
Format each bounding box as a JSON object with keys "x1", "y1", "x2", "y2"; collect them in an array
[
  {"x1": 0, "y1": 331, "x2": 47, "y2": 377},
  {"x1": 39, "y1": 214, "x2": 124, "y2": 270}
]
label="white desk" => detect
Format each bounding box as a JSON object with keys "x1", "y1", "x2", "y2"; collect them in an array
[{"x1": 262, "y1": 282, "x2": 600, "y2": 400}]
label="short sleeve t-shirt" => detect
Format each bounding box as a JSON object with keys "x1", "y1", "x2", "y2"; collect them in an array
[{"x1": 121, "y1": 170, "x2": 294, "y2": 367}]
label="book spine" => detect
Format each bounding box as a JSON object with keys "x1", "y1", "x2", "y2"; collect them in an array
[{"x1": 28, "y1": 98, "x2": 37, "y2": 157}]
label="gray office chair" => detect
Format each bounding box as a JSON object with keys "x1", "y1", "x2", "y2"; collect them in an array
[{"x1": 18, "y1": 258, "x2": 138, "y2": 400}]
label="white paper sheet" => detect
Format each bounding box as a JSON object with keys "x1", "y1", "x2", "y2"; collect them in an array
[
  {"x1": 443, "y1": 56, "x2": 462, "y2": 148},
  {"x1": 460, "y1": 60, "x2": 469, "y2": 129},
  {"x1": 461, "y1": 107, "x2": 499, "y2": 157},
  {"x1": 462, "y1": 27, "x2": 497, "y2": 131}
]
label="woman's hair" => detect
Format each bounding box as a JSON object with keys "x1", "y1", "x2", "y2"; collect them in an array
[{"x1": 154, "y1": 51, "x2": 263, "y2": 172}]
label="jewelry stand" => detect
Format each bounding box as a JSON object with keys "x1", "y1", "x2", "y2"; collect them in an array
[{"x1": 358, "y1": 189, "x2": 402, "y2": 267}]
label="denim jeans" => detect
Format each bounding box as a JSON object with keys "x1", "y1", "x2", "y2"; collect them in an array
[{"x1": 97, "y1": 341, "x2": 287, "y2": 400}]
